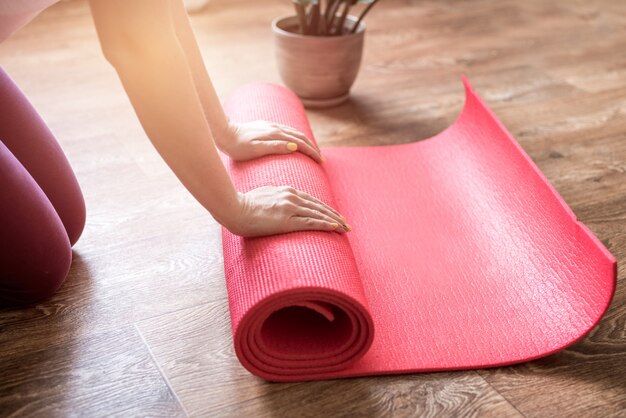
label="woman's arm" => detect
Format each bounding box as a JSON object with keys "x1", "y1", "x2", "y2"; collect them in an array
[
  {"x1": 88, "y1": 0, "x2": 349, "y2": 236},
  {"x1": 167, "y1": 0, "x2": 323, "y2": 163}
]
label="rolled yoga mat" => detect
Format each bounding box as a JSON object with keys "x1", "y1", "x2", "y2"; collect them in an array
[{"x1": 221, "y1": 78, "x2": 616, "y2": 382}]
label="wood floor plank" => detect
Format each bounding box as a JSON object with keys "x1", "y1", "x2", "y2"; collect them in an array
[
  {"x1": 0, "y1": 325, "x2": 185, "y2": 417},
  {"x1": 477, "y1": 350, "x2": 626, "y2": 417},
  {"x1": 0, "y1": 0, "x2": 624, "y2": 415},
  {"x1": 136, "y1": 302, "x2": 522, "y2": 418}
]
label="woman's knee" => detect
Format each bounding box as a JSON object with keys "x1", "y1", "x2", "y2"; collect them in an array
[
  {"x1": 0, "y1": 244, "x2": 72, "y2": 306},
  {"x1": 0, "y1": 141, "x2": 73, "y2": 306},
  {"x1": 0, "y1": 66, "x2": 86, "y2": 247}
]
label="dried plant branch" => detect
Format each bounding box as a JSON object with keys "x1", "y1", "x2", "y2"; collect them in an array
[
  {"x1": 291, "y1": 0, "x2": 380, "y2": 36},
  {"x1": 318, "y1": 0, "x2": 328, "y2": 34},
  {"x1": 318, "y1": 17, "x2": 327, "y2": 35},
  {"x1": 351, "y1": 0, "x2": 380, "y2": 33},
  {"x1": 309, "y1": 2, "x2": 321, "y2": 35},
  {"x1": 293, "y1": 1, "x2": 309, "y2": 34},
  {"x1": 324, "y1": 0, "x2": 342, "y2": 33},
  {"x1": 324, "y1": 0, "x2": 336, "y2": 21},
  {"x1": 333, "y1": 0, "x2": 351, "y2": 35}
]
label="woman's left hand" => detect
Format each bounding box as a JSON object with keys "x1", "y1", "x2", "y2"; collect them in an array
[{"x1": 217, "y1": 120, "x2": 323, "y2": 163}]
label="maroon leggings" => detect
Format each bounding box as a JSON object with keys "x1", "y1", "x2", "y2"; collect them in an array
[{"x1": 0, "y1": 66, "x2": 85, "y2": 306}]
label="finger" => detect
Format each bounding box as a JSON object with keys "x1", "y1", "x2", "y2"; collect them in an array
[
  {"x1": 262, "y1": 122, "x2": 320, "y2": 154},
  {"x1": 275, "y1": 124, "x2": 320, "y2": 152},
  {"x1": 294, "y1": 206, "x2": 348, "y2": 232},
  {"x1": 258, "y1": 140, "x2": 300, "y2": 157},
  {"x1": 294, "y1": 198, "x2": 348, "y2": 229},
  {"x1": 288, "y1": 216, "x2": 343, "y2": 233},
  {"x1": 283, "y1": 135, "x2": 323, "y2": 163},
  {"x1": 259, "y1": 135, "x2": 322, "y2": 163},
  {"x1": 293, "y1": 191, "x2": 347, "y2": 225},
  {"x1": 300, "y1": 199, "x2": 350, "y2": 231}
]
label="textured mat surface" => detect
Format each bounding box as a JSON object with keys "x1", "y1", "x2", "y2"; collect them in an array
[{"x1": 221, "y1": 79, "x2": 616, "y2": 382}]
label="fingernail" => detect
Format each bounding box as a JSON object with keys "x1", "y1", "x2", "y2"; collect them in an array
[
  {"x1": 287, "y1": 142, "x2": 298, "y2": 151},
  {"x1": 344, "y1": 224, "x2": 352, "y2": 231},
  {"x1": 330, "y1": 222, "x2": 339, "y2": 229},
  {"x1": 321, "y1": 155, "x2": 326, "y2": 162}
]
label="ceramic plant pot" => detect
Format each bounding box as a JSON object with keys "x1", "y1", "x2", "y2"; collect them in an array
[{"x1": 272, "y1": 15, "x2": 365, "y2": 108}]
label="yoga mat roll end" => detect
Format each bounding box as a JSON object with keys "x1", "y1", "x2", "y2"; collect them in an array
[{"x1": 233, "y1": 288, "x2": 375, "y2": 382}]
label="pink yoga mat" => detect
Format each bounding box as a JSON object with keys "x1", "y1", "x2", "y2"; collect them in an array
[{"x1": 221, "y1": 78, "x2": 616, "y2": 382}]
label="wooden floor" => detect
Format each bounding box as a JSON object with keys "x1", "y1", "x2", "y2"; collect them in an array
[{"x1": 1, "y1": 0, "x2": 625, "y2": 416}]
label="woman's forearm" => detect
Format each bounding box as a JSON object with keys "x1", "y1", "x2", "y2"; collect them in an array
[
  {"x1": 88, "y1": 0, "x2": 349, "y2": 238},
  {"x1": 89, "y1": 0, "x2": 241, "y2": 227},
  {"x1": 113, "y1": 52, "x2": 242, "y2": 227},
  {"x1": 169, "y1": 0, "x2": 232, "y2": 144}
]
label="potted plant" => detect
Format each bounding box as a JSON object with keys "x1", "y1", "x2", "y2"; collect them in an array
[{"x1": 272, "y1": 0, "x2": 380, "y2": 108}]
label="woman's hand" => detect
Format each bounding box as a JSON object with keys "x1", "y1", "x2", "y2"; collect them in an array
[
  {"x1": 226, "y1": 186, "x2": 350, "y2": 237},
  {"x1": 217, "y1": 120, "x2": 323, "y2": 163}
]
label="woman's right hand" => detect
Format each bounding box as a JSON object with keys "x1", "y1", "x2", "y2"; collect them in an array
[{"x1": 226, "y1": 186, "x2": 350, "y2": 238}]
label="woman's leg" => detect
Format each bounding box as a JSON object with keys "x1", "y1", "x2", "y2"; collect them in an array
[
  {"x1": 0, "y1": 141, "x2": 72, "y2": 305},
  {"x1": 0, "y1": 66, "x2": 86, "y2": 246}
]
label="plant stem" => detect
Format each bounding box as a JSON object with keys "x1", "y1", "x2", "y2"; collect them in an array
[
  {"x1": 325, "y1": 0, "x2": 342, "y2": 33},
  {"x1": 309, "y1": 2, "x2": 321, "y2": 36},
  {"x1": 324, "y1": 0, "x2": 339, "y2": 23},
  {"x1": 351, "y1": 0, "x2": 380, "y2": 33},
  {"x1": 333, "y1": 0, "x2": 350, "y2": 35},
  {"x1": 318, "y1": 0, "x2": 327, "y2": 34},
  {"x1": 294, "y1": 2, "x2": 308, "y2": 34}
]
